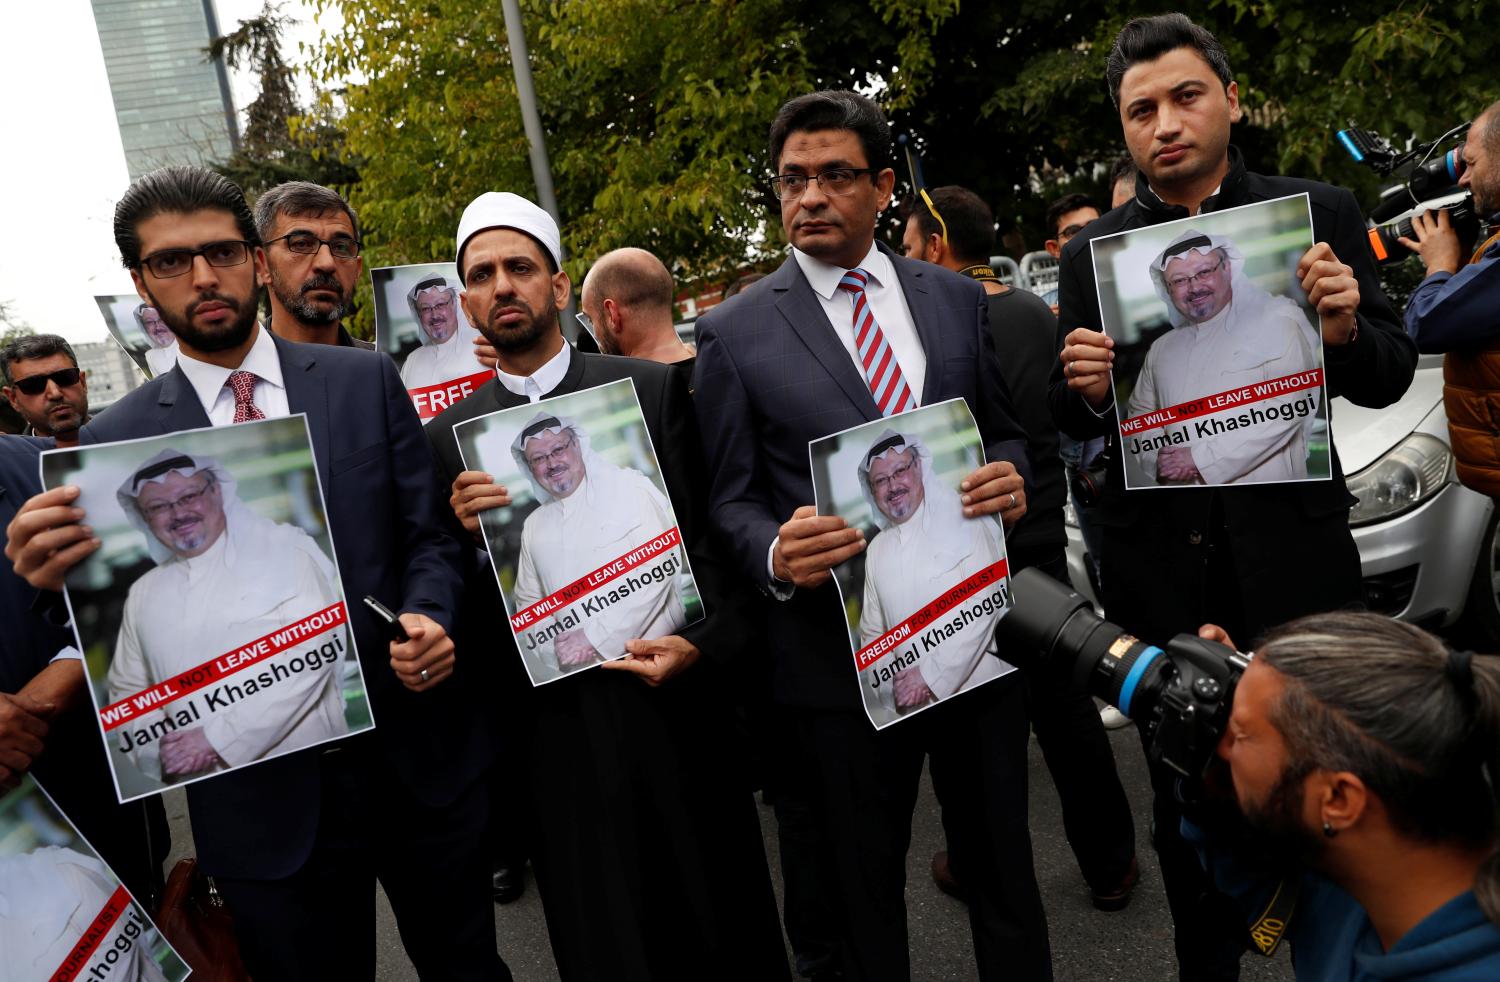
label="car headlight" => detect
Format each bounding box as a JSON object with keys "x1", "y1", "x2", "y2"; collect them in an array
[{"x1": 1346, "y1": 432, "x2": 1452, "y2": 527}]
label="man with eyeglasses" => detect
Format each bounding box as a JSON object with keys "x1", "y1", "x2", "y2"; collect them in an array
[
  {"x1": 398, "y1": 274, "x2": 487, "y2": 393},
  {"x1": 4, "y1": 166, "x2": 502, "y2": 981},
  {"x1": 254, "y1": 181, "x2": 374, "y2": 350},
  {"x1": 693, "y1": 89, "x2": 1047, "y2": 981},
  {"x1": 1, "y1": 335, "x2": 91, "y2": 447}
]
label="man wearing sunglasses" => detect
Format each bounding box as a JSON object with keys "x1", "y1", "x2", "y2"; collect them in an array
[
  {"x1": 254, "y1": 181, "x2": 374, "y2": 351},
  {"x1": 0, "y1": 335, "x2": 90, "y2": 447}
]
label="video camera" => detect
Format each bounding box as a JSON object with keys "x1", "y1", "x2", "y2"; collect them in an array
[
  {"x1": 1338, "y1": 121, "x2": 1478, "y2": 264},
  {"x1": 1001, "y1": 568, "x2": 1249, "y2": 783}
]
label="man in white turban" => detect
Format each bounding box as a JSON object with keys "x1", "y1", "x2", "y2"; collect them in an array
[
  {"x1": 509, "y1": 412, "x2": 686, "y2": 676},
  {"x1": 1125, "y1": 228, "x2": 1321, "y2": 486},
  {"x1": 856, "y1": 431, "x2": 1013, "y2": 720},
  {"x1": 0, "y1": 845, "x2": 168, "y2": 982},
  {"x1": 397, "y1": 274, "x2": 487, "y2": 392},
  {"x1": 106, "y1": 449, "x2": 348, "y2": 784}
]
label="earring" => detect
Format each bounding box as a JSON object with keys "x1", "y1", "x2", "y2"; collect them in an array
[{"x1": 1322, "y1": 822, "x2": 1338, "y2": 839}]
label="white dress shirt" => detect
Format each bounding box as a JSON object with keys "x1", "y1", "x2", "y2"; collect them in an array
[
  {"x1": 496, "y1": 341, "x2": 572, "y2": 403},
  {"x1": 176, "y1": 324, "x2": 290, "y2": 423}
]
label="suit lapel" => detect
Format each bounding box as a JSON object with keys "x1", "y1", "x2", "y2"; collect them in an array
[
  {"x1": 771, "y1": 257, "x2": 880, "y2": 421},
  {"x1": 885, "y1": 245, "x2": 946, "y2": 405},
  {"x1": 274, "y1": 335, "x2": 333, "y2": 499},
  {"x1": 155, "y1": 369, "x2": 214, "y2": 433}
]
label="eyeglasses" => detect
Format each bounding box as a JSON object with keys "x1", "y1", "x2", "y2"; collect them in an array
[
  {"x1": 526, "y1": 434, "x2": 577, "y2": 469},
  {"x1": 769, "y1": 168, "x2": 879, "y2": 200},
  {"x1": 418, "y1": 297, "x2": 454, "y2": 316},
  {"x1": 140, "y1": 478, "x2": 215, "y2": 520},
  {"x1": 139, "y1": 241, "x2": 253, "y2": 279},
  {"x1": 267, "y1": 231, "x2": 362, "y2": 260},
  {"x1": 869, "y1": 459, "x2": 916, "y2": 493},
  {"x1": 1057, "y1": 223, "x2": 1088, "y2": 241},
  {"x1": 10, "y1": 367, "x2": 81, "y2": 395},
  {"x1": 574, "y1": 312, "x2": 596, "y2": 337},
  {"x1": 1166, "y1": 256, "x2": 1227, "y2": 292}
]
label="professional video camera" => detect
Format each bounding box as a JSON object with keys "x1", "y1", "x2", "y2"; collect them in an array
[
  {"x1": 1001, "y1": 568, "x2": 1248, "y2": 783},
  {"x1": 1338, "y1": 121, "x2": 1478, "y2": 264}
]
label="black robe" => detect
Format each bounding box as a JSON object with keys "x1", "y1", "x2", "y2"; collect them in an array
[{"x1": 427, "y1": 347, "x2": 789, "y2": 982}]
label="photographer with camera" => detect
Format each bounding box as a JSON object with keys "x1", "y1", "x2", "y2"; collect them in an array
[
  {"x1": 1202, "y1": 611, "x2": 1500, "y2": 979},
  {"x1": 1400, "y1": 98, "x2": 1500, "y2": 498}
]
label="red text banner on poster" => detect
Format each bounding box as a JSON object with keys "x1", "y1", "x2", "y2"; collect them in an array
[
  {"x1": 854, "y1": 558, "x2": 1010, "y2": 672},
  {"x1": 98, "y1": 602, "x2": 347, "y2": 731},
  {"x1": 50, "y1": 885, "x2": 130, "y2": 982},
  {"x1": 1118, "y1": 369, "x2": 1324, "y2": 436},
  {"x1": 409, "y1": 370, "x2": 494, "y2": 419},
  {"x1": 510, "y1": 527, "x2": 682, "y2": 631}
]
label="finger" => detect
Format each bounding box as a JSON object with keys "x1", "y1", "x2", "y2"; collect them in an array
[
  {"x1": 1063, "y1": 328, "x2": 1112, "y2": 349},
  {"x1": 1065, "y1": 358, "x2": 1114, "y2": 379},
  {"x1": 781, "y1": 514, "x2": 852, "y2": 540},
  {"x1": 1396, "y1": 236, "x2": 1419, "y2": 253},
  {"x1": 797, "y1": 538, "x2": 866, "y2": 573},
  {"x1": 453, "y1": 471, "x2": 495, "y2": 490},
  {"x1": 404, "y1": 665, "x2": 454, "y2": 692},
  {"x1": 1438, "y1": 208, "x2": 1452, "y2": 229},
  {"x1": 0, "y1": 729, "x2": 45, "y2": 756},
  {"x1": 790, "y1": 504, "x2": 818, "y2": 521},
  {"x1": 23, "y1": 537, "x2": 102, "y2": 589},
  {"x1": 783, "y1": 526, "x2": 864, "y2": 559},
  {"x1": 960, "y1": 475, "x2": 1023, "y2": 504},
  {"x1": 599, "y1": 656, "x2": 653, "y2": 676},
  {"x1": 1296, "y1": 242, "x2": 1333, "y2": 276},
  {"x1": 0, "y1": 748, "x2": 35, "y2": 774},
  {"x1": 1, "y1": 707, "x2": 49, "y2": 738}
]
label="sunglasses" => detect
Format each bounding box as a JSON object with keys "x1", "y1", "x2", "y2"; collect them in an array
[{"x1": 11, "y1": 368, "x2": 81, "y2": 395}]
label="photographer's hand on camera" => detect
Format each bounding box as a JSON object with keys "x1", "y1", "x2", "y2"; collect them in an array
[
  {"x1": 1398, "y1": 208, "x2": 1463, "y2": 277},
  {"x1": 1060, "y1": 328, "x2": 1115, "y2": 408}
]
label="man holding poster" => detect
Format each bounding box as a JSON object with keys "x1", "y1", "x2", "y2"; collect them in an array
[
  {"x1": 510, "y1": 411, "x2": 686, "y2": 671},
  {"x1": 106, "y1": 449, "x2": 347, "y2": 783}
]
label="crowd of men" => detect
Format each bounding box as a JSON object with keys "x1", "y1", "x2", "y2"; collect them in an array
[{"x1": 3, "y1": 10, "x2": 1500, "y2": 982}]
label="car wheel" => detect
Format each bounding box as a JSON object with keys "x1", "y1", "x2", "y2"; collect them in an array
[{"x1": 1463, "y1": 509, "x2": 1500, "y2": 643}]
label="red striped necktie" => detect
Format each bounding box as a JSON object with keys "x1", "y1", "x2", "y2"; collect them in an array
[{"x1": 837, "y1": 268, "x2": 915, "y2": 416}]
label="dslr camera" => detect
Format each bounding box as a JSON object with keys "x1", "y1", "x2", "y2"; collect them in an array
[
  {"x1": 1338, "y1": 121, "x2": 1477, "y2": 264},
  {"x1": 1002, "y1": 568, "x2": 1249, "y2": 783}
]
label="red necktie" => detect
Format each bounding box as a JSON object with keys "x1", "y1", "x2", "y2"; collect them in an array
[
  {"x1": 837, "y1": 268, "x2": 915, "y2": 416},
  {"x1": 226, "y1": 370, "x2": 265, "y2": 423}
]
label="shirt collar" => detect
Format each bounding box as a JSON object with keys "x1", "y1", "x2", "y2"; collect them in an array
[
  {"x1": 176, "y1": 323, "x2": 286, "y2": 411},
  {"x1": 793, "y1": 241, "x2": 889, "y2": 301},
  {"x1": 496, "y1": 340, "x2": 572, "y2": 400}
]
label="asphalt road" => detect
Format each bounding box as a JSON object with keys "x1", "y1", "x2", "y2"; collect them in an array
[{"x1": 161, "y1": 716, "x2": 1299, "y2": 981}]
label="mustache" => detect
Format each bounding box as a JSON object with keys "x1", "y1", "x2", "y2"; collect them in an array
[
  {"x1": 186, "y1": 292, "x2": 241, "y2": 318},
  {"x1": 300, "y1": 272, "x2": 346, "y2": 298},
  {"x1": 488, "y1": 297, "x2": 534, "y2": 324}
]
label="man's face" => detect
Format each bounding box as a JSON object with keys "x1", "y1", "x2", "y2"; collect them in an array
[
  {"x1": 1046, "y1": 206, "x2": 1101, "y2": 258},
  {"x1": 900, "y1": 214, "x2": 937, "y2": 263},
  {"x1": 777, "y1": 129, "x2": 895, "y2": 270},
  {"x1": 258, "y1": 210, "x2": 361, "y2": 327},
  {"x1": 868, "y1": 448, "x2": 924, "y2": 524},
  {"x1": 524, "y1": 428, "x2": 586, "y2": 499},
  {"x1": 460, "y1": 229, "x2": 568, "y2": 355},
  {"x1": 1218, "y1": 659, "x2": 1325, "y2": 862},
  {"x1": 131, "y1": 209, "x2": 261, "y2": 354},
  {"x1": 1118, "y1": 47, "x2": 1239, "y2": 193},
  {"x1": 137, "y1": 470, "x2": 227, "y2": 559},
  {"x1": 2, "y1": 353, "x2": 88, "y2": 437},
  {"x1": 1163, "y1": 248, "x2": 1232, "y2": 323},
  {"x1": 140, "y1": 307, "x2": 173, "y2": 347},
  {"x1": 579, "y1": 287, "x2": 620, "y2": 356},
  {"x1": 416, "y1": 287, "x2": 459, "y2": 343},
  {"x1": 1460, "y1": 114, "x2": 1499, "y2": 216}
]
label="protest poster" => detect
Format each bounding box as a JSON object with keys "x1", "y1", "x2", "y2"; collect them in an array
[
  {"x1": 371, "y1": 262, "x2": 491, "y2": 422},
  {"x1": 1089, "y1": 193, "x2": 1330, "y2": 490},
  {"x1": 40, "y1": 416, "x2": 371, "y2": 804},
  {"x1": 810, "y1": 400, "x2": 1016, "y2": 730},
  {"x1": 0, "y1": 774, "x2": 191, "y2": 981},
  {"x1": 94, "y1": 294, "x2": 175, "y2": 380},
  {"x1": 454, "y1": 378, "x2": 703, "y2": 686}
]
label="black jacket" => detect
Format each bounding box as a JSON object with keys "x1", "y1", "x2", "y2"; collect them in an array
[{"x1": 1047, "y1": 148, "x2": 1417, "y2": 643}]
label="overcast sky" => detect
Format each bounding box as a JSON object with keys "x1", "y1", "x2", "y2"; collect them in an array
[{"x1": 0, "y1": 1, "x2": 337, "y2": 343}]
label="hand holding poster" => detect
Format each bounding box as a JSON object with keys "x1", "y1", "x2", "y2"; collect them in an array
[
  {"x1": 93, "y1": 294, "x2": 176, "y2": 379},
  {"x1": 810, "y1": 400, "x2": 1015, "y2": 730},
  {"x1": 41, "y1": 416, "x2": 372, "y2": 803},
  {"x1": 371, "y1": 263, "x2": 492, "y2": 421},
  {"x1": 1090, "y1": 194, "x2": 1330, "y2": 490},
  {"x1": 454, "y1": 378, "x2": 703, "y2": 686},
  {"x1": 0, "y1": 775, "x2": 190, "y2": 981}
]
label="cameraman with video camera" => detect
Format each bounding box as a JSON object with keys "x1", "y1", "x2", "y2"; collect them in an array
[
  {"x1": 1201, "y1": 611, "x2": 1500, "y2": 978},
  {"x1": 1400, "y1": 99, "x2": 1500, "y2": 498}
]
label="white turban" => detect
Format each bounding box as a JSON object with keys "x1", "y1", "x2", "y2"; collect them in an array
[
  {"x1": 1148, "y1": 229, "x2": 1246, "y2": 328},
  {"x1": 456, "y1": 192, "x2": 562, "y2": 279},
  {"x1": 857, "y1": 429, "x2": 971, "y2": 571}
]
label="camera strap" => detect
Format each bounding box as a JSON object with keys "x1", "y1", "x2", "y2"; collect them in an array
[{"x1": 1246, "y1": 873, "x2": 1300, "y2": 957}]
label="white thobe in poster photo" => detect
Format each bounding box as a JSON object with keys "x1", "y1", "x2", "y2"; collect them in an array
[{"x1": 400, "y1": 322, "x2": 488, "y2": 391}]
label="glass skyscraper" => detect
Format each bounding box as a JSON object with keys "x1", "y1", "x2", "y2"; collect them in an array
[{"x1": 91, "y1": 0, "x2": 240, "y2": 179}]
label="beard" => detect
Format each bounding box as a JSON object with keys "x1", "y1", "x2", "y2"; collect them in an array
[
  {"x1": 476, "y1": 291, "x2": 559, "y2": 353},
  {"x1": 1240, "y1": 762, "x2": 1326, "y2": 867},
  {"x1": 270, "y1": 267, "x2": 349, "y2": 326},
  {"x1": 147, "y1": 287, "x2": 260, "y2": 353}
]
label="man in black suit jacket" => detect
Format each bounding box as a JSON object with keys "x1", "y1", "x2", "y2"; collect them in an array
[
  {"x1": 5, "y1": 167, "x2": 504, "y2": 981},
  {"x1": 424, "y1": 192, "x2": 788, "y2": 981},
  {"x1": 693, "y1": 90, "x2": 1049, "y2": 982}
]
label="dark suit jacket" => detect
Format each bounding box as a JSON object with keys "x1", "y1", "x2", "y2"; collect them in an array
[
  {"x1": 78, "y1": 333, "x2": 480, "y2": 879},
  {"x1": 692, "y1": 243, "x2": 1032, "y2": 710},
  {"x1": 1046, "y1": 147, "x2": 1418, "y2": 642}
]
